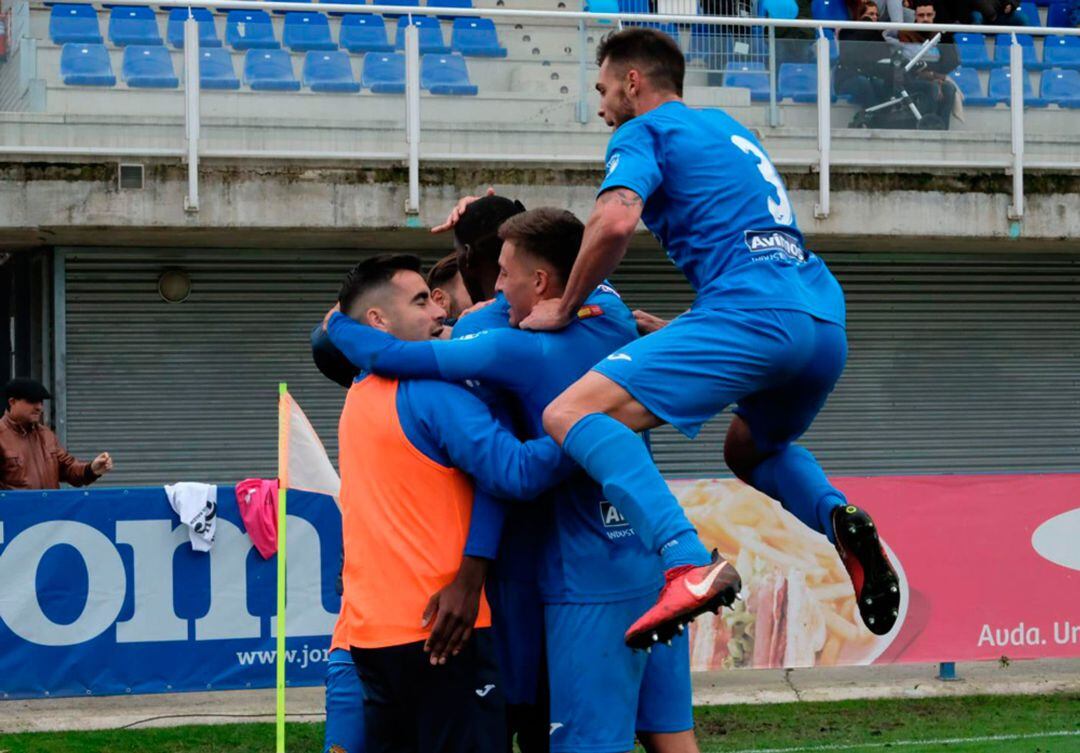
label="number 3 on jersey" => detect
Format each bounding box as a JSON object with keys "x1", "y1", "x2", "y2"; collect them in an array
[{"x1": 730, "y1": 135, "x2": 793, "y2": 227}]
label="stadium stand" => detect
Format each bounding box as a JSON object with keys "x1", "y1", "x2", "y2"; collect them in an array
[
  {"x1": 225, "y1": 9, "x2": 279, "y2": 50},
  {"x1": 198, "y1": 47, "x2": 241, "y2": 89},
  {"x1": 1046, "y1": 2, "x2": 1077, "y2": 27},
  {"x1": 956, "y1": 32, "x2": 994, "y2": 69},
  {"x1": 450, "y1": 18, "x2": 507, "y2": 57},
  {"x1": 59, "y1": 42, "x2": 116, "y2": 85},
  {"x1": 122, "y1": 44, "x2": 179, "y2": 87},
  {"x1": 244, "y1": 47, "x2": 302, "y2": 90},
  {"x1": 49, "y1": 4, "x2": 102, "y2": 45},
  {"x1": 1019, "y1": 1, "x2": 1041, "y2": 23},
  {"x1": 362, "y1": 50, "x2": 405, "y2": 92},
  {"x1": 325, "y1": 0, "x2": 369, "y2": 16},
  {"x1": 617, "y1": 0, "x2": 650, "y2": 13},
  {"x1": 988, "y1": 66, "x2": 1047, "y2": 106},
  {"x1": 421, "y1": 52, "x2": 478, "y2": 94},
  {"x1": 271, "y1": 0, "x2": 311, "y2": 13},
  {"x1": 303, "y1": 49, "x2": 361, "y2": 91},
  {"x1": 1040, "y1": 66, "x2": 1080, "y2": 105},
  {"x1": 993, "y1": 33, "x2": 1045, "y2": 69},
  {"x1": 778, "y1": 62, "x2": 819, "y2": 102},
  {"x1": 108, "y1": 5, "x2": 163, "y2": 46},
  {"x1": 428, "y1": 0, "x2": 473, "y2": 21},
  {"x1": 1044, "y1": 34, "x2": 1080, "y2": 67},
  {"x1": 395, "y1": 16, "x2": 450, "y2": 55},
  {"x1": 811, "y1": 0, "x2": 849, "y2": 21},
  {"x1": 723, "y1": 60, "x2": 769, "y2": 101},
  {"x1": 340, "y1": 14, "x2": 393, "y2": 53},
  {"x1": 948, "y1": 66, "x2": 998, "y2": 105},
  {"x1": 166, "y1": 8, "x2": 221, "y2": 49},
  {"x1": 380, "y1": 0, "x2": 420, "y2": 18},
  {"x1": 283, "y1": 11, "x2": 337, "y2": 51}
]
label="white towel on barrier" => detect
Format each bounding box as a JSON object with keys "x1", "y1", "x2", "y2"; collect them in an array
[{"x1": 165, "y1": 482, "x2": 218, "y2": 552}]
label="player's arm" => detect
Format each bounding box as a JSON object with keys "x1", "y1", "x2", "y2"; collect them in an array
[{"x1": 326, "y1": 311, "x2": 538, "y2": 392}]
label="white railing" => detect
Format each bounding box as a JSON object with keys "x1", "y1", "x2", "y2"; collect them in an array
[{"x1": 4, "y1": 0, "x2": 1080, "y2": 219}]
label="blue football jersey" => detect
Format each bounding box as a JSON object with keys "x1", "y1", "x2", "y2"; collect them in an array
[{"x1": 599, "y1": 101, "x2": 846, "y2": 326}]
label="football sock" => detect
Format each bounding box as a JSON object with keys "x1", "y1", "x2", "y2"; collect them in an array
[{"x1": 749, "y1": 444, "x2": 846, "y2": 543}]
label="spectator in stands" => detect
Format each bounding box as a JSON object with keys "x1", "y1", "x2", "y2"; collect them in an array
[
  {"x1": 892, "y1": 1, "x2": 960, "y2": 128},
  {"x1": 426, "y1": 252, "x2": 473, "y2": 325},
  {"x1": 970, "y1": 0, "x2": 1032, "y2": 25},
  {"x1": 836, "y1": 0, "x2": 892, "y2": 107},
  {"x1": 0, "y1": 378, "x2": 113, "y2": 490}
]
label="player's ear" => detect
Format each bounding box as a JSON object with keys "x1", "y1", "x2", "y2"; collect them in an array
[
  {"x1": 534, "y1": 267, "x2": 550, "y2": 296},
  {"x1": 366, "y1": 307, "x2": 390, "y2": 332}
]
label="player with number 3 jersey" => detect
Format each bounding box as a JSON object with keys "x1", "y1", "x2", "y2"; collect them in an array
[{"x1": 519, "y1": 28, "x2": 901, "y2": 651}]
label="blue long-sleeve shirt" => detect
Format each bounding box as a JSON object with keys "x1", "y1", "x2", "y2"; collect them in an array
[{"x1": 327, "y1": 286, "x2": 665, "y2": 604}]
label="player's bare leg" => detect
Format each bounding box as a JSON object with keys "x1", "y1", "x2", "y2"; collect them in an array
[{"x1": 639, "y1": 729, "x2": 700, "y2": 753}]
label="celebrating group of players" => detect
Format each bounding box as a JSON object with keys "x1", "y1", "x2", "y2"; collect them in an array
[{"x1": 310, "y1": 27, "x2": 901, "y2": 753}]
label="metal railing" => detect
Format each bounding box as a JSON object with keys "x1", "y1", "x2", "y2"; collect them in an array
[{"x1": 3, "y1": 0, "x2": 1080, "y2": 220}]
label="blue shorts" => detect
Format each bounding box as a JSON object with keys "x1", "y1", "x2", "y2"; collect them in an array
[
  {"x1": 487, "y1": 570, "x2": 547, "y2": 707},
  {"x1": 593, "y1": 307, "x2": 847, "y2": 448},
  {"x1": 546, "y1": 593, "x2": 694, "y2": 753},
  {"x1": 324, "y1": 648, "x2": 365, "y2": 753}
]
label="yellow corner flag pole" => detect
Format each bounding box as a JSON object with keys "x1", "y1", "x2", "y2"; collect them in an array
[{"x1": 276, "y1": 382, "x2": 289, "y2": 753}]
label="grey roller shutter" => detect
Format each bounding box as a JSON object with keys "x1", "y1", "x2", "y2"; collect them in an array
[
  {"x1": 62, "y1": 248, "x2": 440, "y2": 486},
  {"x1": 609, "y1": 248, "x2": 1080, "y2": 478}
]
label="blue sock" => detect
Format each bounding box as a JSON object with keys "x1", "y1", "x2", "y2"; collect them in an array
[
  {"x1": 563, "y1": 413, "x2": 710, "y2": 569},
  {"x1": 749, "y1": 445, "x2": 846, "y2": 543}
]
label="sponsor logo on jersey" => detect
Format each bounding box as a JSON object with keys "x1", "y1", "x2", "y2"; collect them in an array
[
  {"x1": 606, "y1": 152, "x2": 620, "y2": 175},
  {"x1": 744, "y1": 230, "x2": 807, "y2": 263},
  {"x1": 600, "y1": 501, "x2": 630, "y2": 529}
]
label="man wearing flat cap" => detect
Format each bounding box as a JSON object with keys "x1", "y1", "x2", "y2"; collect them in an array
[{"x1": 1, "y1": 378, "x2": 113, "y2": 490}]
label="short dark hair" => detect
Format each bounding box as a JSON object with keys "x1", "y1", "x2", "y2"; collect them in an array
[
  {"x1": 338, "y1": 254, "x2": 422, "y2": 315},
  {"x1": 426, "y1": 253, "x2": 460, "y2": 290},
  {"x1": 453, "y1": 195, "x2": 526, "y2": 302},
  {"x1": 596, "y1": 28, "x2": 685, "y2": 97},
  {"x1": 497, "y1": 208, "x2": 584, "y2": 285}
]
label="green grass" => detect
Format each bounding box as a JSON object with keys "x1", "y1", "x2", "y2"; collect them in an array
[{"x1": 0, "y1": 694, "x2": 1077, "y2": 753}]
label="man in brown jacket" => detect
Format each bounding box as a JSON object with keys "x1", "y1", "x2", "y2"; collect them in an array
[{"x1": 0, "y1": 378, "x2": 113, "y2": 490}]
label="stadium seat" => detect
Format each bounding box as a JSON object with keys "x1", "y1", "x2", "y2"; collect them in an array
[
  {"x1": 122, "y1": 44, "x2": 179, "y2": 88},
  {"x1": 340, "y1": 14, "x2": 394, "y2": 52},
  {"x1": 618, "y1": 0, "x2": 650, "y2": 13},
  {"x1": 303, "y1": 50, "x2": 361, "y2": 91},
  {"x1": 428, "y1": 0, "x2": 473, "y2": 20},
  {"x1": 1040, "y1": 67, "x2": 1080, "y2": 106},
  {"x1": 421, "y1": 52, "x2": 478, "y2": 94},
  {"x1": 380, "y1": 0, "x2": 421, "y2": 17},
  {"x1": 1046, "y1": 2, "x2": 1076, "y2": 27},
  {"x1": 451, "y1": 18, "x2": 506, "y2": 57},
  {"x1": 948, "y1": 66, "x2": 998, "y2": 105},
  {"x1": 226, "y1": 10, "x2": 279, "y2": 50},
  {"x1": 166, "y1": 8, "x2": 222, "y2": 49},
  {"x1": 988, "y1": 66, "x2": 1047, "y2": 106},
  {"x1": 283, "y1": 12, "x2": 337, "y2": 51},
  {"x1": 778, "y1": 62, "x2": 817, "y2": 101},
  {"x1": 395, "y1": 16, "x2": 450, "y2": 55},
  {"x1": 60, "y1": 43, "x2": 116, "y2": 86},
  {"x1": 993, "y1": 33, "x2": 1044, "y2": 69},
  {"x1": 723, "y1": 60, "x2": 769, "y2": 101},
  {"x1": 108, "y1": 6, "x2": 163, "y2": 46},
  {"x1": 955, "y1": 32, "x2": 993, "y2": 69},
  {"x1": 50, "y1": 4, "x2": 103, "y2": 45},
  {"x1": 811, "y1": 0, "x2": 848, "y2": 21},
  {"x1": 1043, "y1": 35, "x2": 1080, "y2": 68},
  {"x1": 244, "y1": 48, "x2": 301, "y2": 90},
  {"x1": 362, "y1": 51, "x2": 405, "y2": 92},
  {"x1": 585, "y1": 0, "x2": 620, "y2": 16},
  {"x1": 1018, "y1": 1, "x2": 1040, "y2": 24},
  {"x1": 199, "y1": 47, "x2": 240, "y2": 89}
]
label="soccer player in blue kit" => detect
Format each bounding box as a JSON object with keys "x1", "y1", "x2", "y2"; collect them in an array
[
  {"x1": 519, "y1": 28, "x2": 901, "y2": 648},
  {"x1": 326, "y1": 208, "x2": 700, "y2": 753}
]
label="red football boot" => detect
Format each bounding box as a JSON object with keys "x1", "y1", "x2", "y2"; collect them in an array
[
  {"x1": 624, "y1": 550, "x2": 742, "y2": 650},
  {"x1": 832, "y1": 504, "x2": 900, "y2": 636}
]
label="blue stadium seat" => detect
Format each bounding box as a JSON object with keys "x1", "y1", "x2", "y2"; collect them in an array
[
  {"x1": 1040, "y1": 67, "x2": 1080, "y2": 106},
  {"x1": 1043, "y1": 35, "x2": 1080, "y2": 68},
  {"x1": 723, "y1": 60, "x2": 769, "y2": 101},
  {"x1": 948, "y1": 66, "x2": 999, "y2": 105},
  {"x1": 244, "y1": 48, "x2": 301, "y2": 90},
  {"x1": 1046, "y1": 2, "x2": 1075, "y2": 27},
  {"x1": 303, "y1": 50, "x2": 361, "y2": 91},
  {"x1": 1018, "y1": 1, "x2": 1040, "y2": 23},
  {"x1": 955, "y1": 32, "x2": 993, "y2": 69},
  {"x1": 428, "y1": 0, "x2": 473, "y2": 20},
  {"x1": 108, "y1": 6, "x2": 163, "y2": 46},
  {"x1": 993, "y1": 33, "x2": 1044, "y2": 68},
  {"x1": 421, "y1": 52, "x2": 478, "y2": 94},
  {"x1": 340, "y1": 14, "x2": 394, "y2": 52},
  {"x1": 50, "y1": 4, "x2": 102, "y2": 45},
  {"x1": 585, "y1": 0, "x2": 619, "y2": 16},
  {"x1": 362, "y1": 51, "x2": 405, "y2": 92},
  {"x1": 283, "y1": 12, "x2": 337, "y2": 51},
  {"x1": 225, "y1": 10, "x2": 279, "y2": 50},
  {"x1": 988, "y1": 66, "x2": 1047, "y2": 106},
  {"x1": 166, "y1": 8, "x2": 221, "y2": 49},
  {"x1": 122, "y1": 44, "x2": 179, "y2": 87},
  {"x1": 395, "y1": 16, "x2": 450, "y2": 54},
  {"x1": 778, "y1": 62, "x2": 817, "y2": 101},
  {"x1": 380, "y1": 0, "x2": 420, "y2": 17},
  {"x1": 60, "y1": 43, "x2": 116, "y2": 85},
  {"x1": 618, "y1": 0, "x2": 650, "y2": 12},
  {"x1": 811, "y1": 0, "x2": 848, "y2": 20},
  {"x1": 451, "y1": 18, "x2": 506, "y2": 57},
  {"x1": 199, "y1": 47, "x2": 240, "y2": 89}
]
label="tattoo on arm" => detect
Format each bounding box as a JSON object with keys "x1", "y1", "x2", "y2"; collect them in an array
[{"x1": 598, "y1": 188, "x2": 644, "y2": 208}]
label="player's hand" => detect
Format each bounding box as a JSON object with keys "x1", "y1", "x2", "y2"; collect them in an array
[
  {"x1": 519, "y1": 298, "x2": 574, "y2": 332},
  {"x1": 459, "y1": 298, "x2": 496, "y2": 319},
  {"x1": 91, "y1": 452, "x2": 113, "y2": 475},
  {"x1": 421, "y1": 556, "x2": 489, "y2": 665},
  {"x1": 321, "y1": 303, "x2": 340, "y2": 332},
  {"x1": 431, "y1": 187, "x2": 496, "y2": 234},
  {"x1": 632, "y1": 309, "x2": 669, "y2": 335}
]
